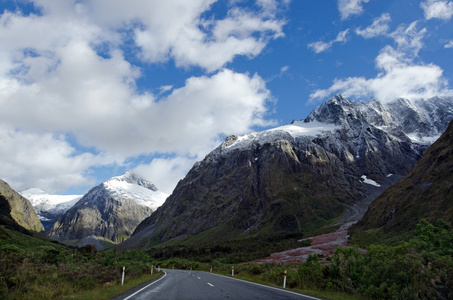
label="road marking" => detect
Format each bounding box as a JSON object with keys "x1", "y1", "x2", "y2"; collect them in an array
[
  {"x1": 208, "y1": 283, "x2": 214, "y2": 287},
  {"x1": 207, "y1": 272, "x2": 321, "y2": 299},
  {"x1": 122, "y1": 271, "x2": 167, "y2": 300},
  {"x1": 197, "y1": 277, "x2": 201, "y2": 280}
]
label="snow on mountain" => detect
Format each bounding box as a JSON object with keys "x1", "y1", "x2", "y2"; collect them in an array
[
  {"x1": 20, "y1": 188, "x2": 81, "y2": 221},
  {"x1": 361, "y1": 175, "x2": 381, "y2": 187},
  {"x1": 217, "y1": 95, "x2": 453, "y2": 158},
  {"x1": 220, "y1": 121, "x2": 339, "y2": 154},
  {"x1": 102, "y1": 171, "x2": 168, "y2": 211},
  {"x1": 48, "y1": 171, "x2": 169, "y2": 248},
  {"x1": 307, "y1": 94, "x2": 453, "y2": 144}
]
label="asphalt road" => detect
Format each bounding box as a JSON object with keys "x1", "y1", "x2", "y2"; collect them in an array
[{"x1": 114, "y1": 269, "x2": 322, "y2": 300}]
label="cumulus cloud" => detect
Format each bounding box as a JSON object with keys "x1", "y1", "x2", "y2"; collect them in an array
[
  {"x1": 355, "y1": 13, "x2": 391, "y2": 38},
  {"x1": 133, "y1": 156, "x2": 197, "y2": 195},
  {"x1": 0, "y1": 1, "x2": 284, "y2": 193},
  {"x1": 0, "y1": 126, "x2": 124, "y2": 193},
  {"x1": 338, "y1": 0, "x2": 370, "y2": 20},
  {"x1": 308, "y1": 29, "x2": 350, "y2": 53},
  {"x1": 310, "y1": 22, "x2": 453, "y2": 102},
  {"x1": 77, "y1": 0, "x2": 286, "y2": 72},
  {"x1": 445, "y1": 40, "x2": 453, "y2": 48},
  {"x1": 421, "y1": 0, "x2": 453, "y2": 20}
]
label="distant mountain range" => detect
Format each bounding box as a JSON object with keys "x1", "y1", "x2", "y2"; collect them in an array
[
  {"x1": 19, "y1": 188, "x2": 81, "y2": 231},
  {"x1": 47, "y1": 171, "x2": 168, "y2": 249},
  {"x1": 123, "y1": 95, "x2": 453, "y2": 249}
]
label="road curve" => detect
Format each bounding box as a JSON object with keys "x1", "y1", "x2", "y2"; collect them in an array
[{"x1": 113, "y1": 269, "x2": 322, "y2": 300}]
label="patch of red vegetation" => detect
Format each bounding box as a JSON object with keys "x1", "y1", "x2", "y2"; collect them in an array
[{"x1": 250, "y1": 222, "x2": 356, "y2": 264}]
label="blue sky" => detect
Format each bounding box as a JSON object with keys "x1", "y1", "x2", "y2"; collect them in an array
[{"x1": 0, "y1": 0, "x2": 452, "y2": 195}]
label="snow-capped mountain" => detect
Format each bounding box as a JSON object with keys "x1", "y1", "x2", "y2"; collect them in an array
[
  {"x1": 125, "y1": 95, "x2": 453, "y2": 249},
  {"x1": 305, "y1": 95, "x2": 453, "y2": 144},
  {"x1": 20, "y1": 188, "x2": 81, "y2": 231},
  {"x1": 102, "y1": 171, "x2": 168, "y2": 211},
  {"x1": 49, "y1": 171, "x2": 168, "y2": 249}
]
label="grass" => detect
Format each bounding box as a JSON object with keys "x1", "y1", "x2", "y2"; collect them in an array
[{"x1": 70, "y1": 272, "x2": 162, "y2": 300}]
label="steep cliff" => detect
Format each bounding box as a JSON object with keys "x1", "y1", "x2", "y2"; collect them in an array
[
  {"x1": 350, "y1": 119, "x2": 453, "y2": 240},
  {"x1": 0, "y1": 179, "x2": 44, "y2": 233}
]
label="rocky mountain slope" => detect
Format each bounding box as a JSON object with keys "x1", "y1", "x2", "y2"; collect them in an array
[
  {"x1": 20, "y1": 188, "x2": 81, "y2": 231},
  {"x1": 0, "y1": 179, "x2": 44, "y2": 233},
  {"x1": 123, "y1": 95, "x2": 453, "y2": 249},
  {"x1": 350, "y1": 119, "x2": 453, "y2": 241},
  {"x1": 49, "y1": 171, "x2": 168, "y2": 249}
]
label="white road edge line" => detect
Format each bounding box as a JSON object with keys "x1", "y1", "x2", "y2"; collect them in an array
[
  {"x1": 207, "y1": 283, "x2": 214, "y2": 287},
  {"x1": 122, "y1": 270, "x2": 167, "y2": 300},
  {"x1": 207, "y1": 272, "x2": 321, "y2": 299}
]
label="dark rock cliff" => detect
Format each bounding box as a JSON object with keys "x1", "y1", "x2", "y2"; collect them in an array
[{"x1": 350, "y1": 119, "x2": 453, "y2": 238}]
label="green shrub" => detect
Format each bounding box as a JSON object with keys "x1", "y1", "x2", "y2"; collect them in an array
[{"x1": 297, "y1": 254, "x2": 325, "y2": 290}]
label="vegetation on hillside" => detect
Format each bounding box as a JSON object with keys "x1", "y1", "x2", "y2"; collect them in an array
[
  {"x1": 2, "y1": 204, "x2": 452, "y2": 300},
  {"x1": 236, "y1": 219, "x2": 452, "y2": 299},
  {"x1": 147, "y1": 230, "x2": 312, "y2": 263},
  {"x1": 0, "y1": 223, "x2": 161, "y2": 299}
]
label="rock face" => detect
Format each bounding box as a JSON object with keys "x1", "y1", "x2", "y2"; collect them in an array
[
  {"x1": 125, "y1": 95, "x2": 453, "y2": 249},
  {"x1": 0, "y1": 179, "x2": 44, "y2": 233},
  {"x1": 350, "y1": 119, "x2": 453, "y2": 238},
  {"x1": 49, "y1": 171, "x2": 168, "y2": 249},
  {"x1": 20, "y1": 188, "x2": 81, "y2": 231}
]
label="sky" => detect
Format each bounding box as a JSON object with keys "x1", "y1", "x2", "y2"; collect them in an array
[{"x1": 0, "y1": 0, "x2": 452, "y2": 195}]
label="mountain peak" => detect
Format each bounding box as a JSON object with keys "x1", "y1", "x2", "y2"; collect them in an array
[
  {"x1": 49, "y1": 171, "x2": 168, "y2": 249},
  {"x1": 107, "y1": 171, "x2": 158, "y2": 192},
  {"x1": 304, "y1": 94, "x2": 362, "y2": 126}
]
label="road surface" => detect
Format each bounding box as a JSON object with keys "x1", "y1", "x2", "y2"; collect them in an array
[{"x1": 114, "y1": 269, "x2": 322, "y2": 300}]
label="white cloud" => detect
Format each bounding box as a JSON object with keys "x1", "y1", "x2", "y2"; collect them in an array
[
  {"x1": 76, "y1": 0, "x2": 285, "y2": 72},
  {"x1": 338, "y1": 0, "x2": 370, "y2": 20},
  {"x1": 0, "y1": 1, "x2": 283, "y2": 193},
  {"x1": 310, "y1": 22, "x2": 453, "y2": 102},
  {"x1": 389, "y1": 22, "x2": 426, "y2": 58},
  {"x1": 0, "y1": 66, "x2": 274, "y2": 192},
  {"x1": 280, "y1": 65, "x2": 290, "y2": 76},
  {"x1": 158, "y1": 85, "x2": 174, "y2": 95},
  {"x1": 133, "y1": 156, "x2": 197, "y2": 195},
  {"x1": 445, "y1": 40, "x2": 453, "y2": 48},
  {"x1": 356, "y1": 13, "x2": 391, "y2": 38},
  {"x1": 421, "y1": 0, "x2": 453, "y2": 20},
  {"x1": 308, "y1": 41, "x2": 332, "y2": 54},
  {"x1": 0, "y1": 126, "x2": 123, "y2": 193},
  {"x1": 308, "y1": 29, "x2": 350, "y2": 53}
]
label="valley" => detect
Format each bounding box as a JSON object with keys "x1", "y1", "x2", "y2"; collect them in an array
[{"x1": 2, "y1": 94, "x2": 453, "y2": 299}]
